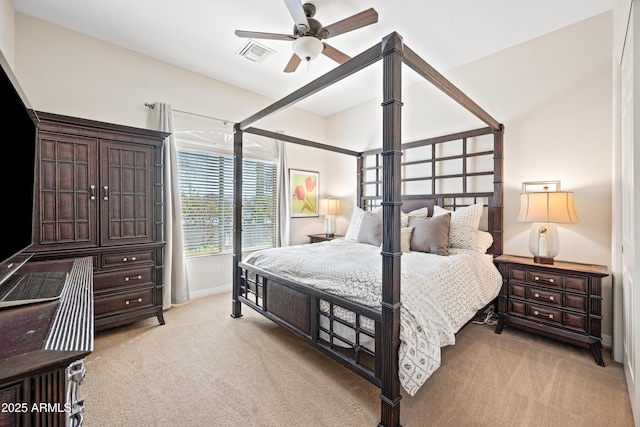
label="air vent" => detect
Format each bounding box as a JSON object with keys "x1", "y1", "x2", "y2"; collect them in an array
[{"x1": 237, "y1": 40, "x2": 276, "y2": 63}]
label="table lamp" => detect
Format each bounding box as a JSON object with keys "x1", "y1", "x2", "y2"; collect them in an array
[
  {"x1": 517, "y1": 182, "x2": 578, "y2": 265},
  {"x1": 319, "y1": 197, "x2": 341, "y2": 237}
]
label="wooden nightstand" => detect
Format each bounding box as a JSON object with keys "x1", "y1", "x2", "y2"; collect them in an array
[
  {"x1": 494, "y1": 254, "x2": 609, "y2": 366},
  {"x1": 308, "y1": 234, "x2": 344, "y2": 243}
]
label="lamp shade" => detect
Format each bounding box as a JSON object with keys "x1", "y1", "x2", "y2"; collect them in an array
[
  {"x1": 292, "y1": 36, "x2": 323, "y2": 62},
  {"x1": 319, "y1": 198, "x2": 341, "y2": 216},
  {"x1": 517, "y1": 191, "x2": 578, "y2": 224}
]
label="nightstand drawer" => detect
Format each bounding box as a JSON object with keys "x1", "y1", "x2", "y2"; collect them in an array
[
  {"x1": 526, "y1": 270, "x2": 563, "y2": 288},
  {"x1": 526, "y1": 286, "x2": 562, "y2": 306},
  {"x1": 527, "y1": 303, "x2": 563, "y2": 326}
]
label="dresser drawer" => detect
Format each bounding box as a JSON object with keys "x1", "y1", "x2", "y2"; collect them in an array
[
  {"x1": 94, "y1": 287, "x2": 154, "y2": 316},
  {"x1": 100, "y1": 250, "x2": 155, "y2": 269},
  {"x1": 94, "y1": 266, "x2": 153, "y2": 291}
]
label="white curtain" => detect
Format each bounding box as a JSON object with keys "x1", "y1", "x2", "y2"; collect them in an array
[
  {"x1": 147, "y1": 102, "x2": 190, "y2": 307},
  {"x1": 277, "y1": 140, "x2": 290, "y2": 247}
]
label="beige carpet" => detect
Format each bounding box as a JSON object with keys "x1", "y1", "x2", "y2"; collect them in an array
[{"x1": 82, "y1": 292, "x2": 633, "y2": 427}]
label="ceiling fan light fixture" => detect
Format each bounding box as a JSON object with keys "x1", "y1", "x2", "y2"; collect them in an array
[{"x1": 292, "y1": 36, "x2": 323, "y2": 62}]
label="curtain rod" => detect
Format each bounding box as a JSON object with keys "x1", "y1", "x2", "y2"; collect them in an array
[{"x1": 144, "y1": 102, "x2": 231, "y2": 125}]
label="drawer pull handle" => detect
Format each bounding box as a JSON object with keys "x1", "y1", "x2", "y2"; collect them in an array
[
  {"x1": 533, "y1": 310, "x2": 553, "y2": 320},
  {"x1": 534, "y1": 293, "x2": 555, "y2": 302},
  {"x1": 125, "y1": 298, "x2": 143, "y2": 305},
  {"x1": 534, "y1": 276, "x2": 555, "y2": 284},
  {"x1": 124, "y1": 275, "x2": 143, "y2": 282},
  {"x1": 103, "y1": 186, "x2": 109, "y2": 201},
  {"x1": 122, "y1": 256, "x2": 136, "y2": 262},
  {"x1": 90, "y1": 185, "x2": 96, "y2": 200}
]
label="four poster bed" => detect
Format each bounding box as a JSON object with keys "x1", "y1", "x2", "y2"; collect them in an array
[{"x1": 231, "y1": 32, "x2": 504, "y2": 427}]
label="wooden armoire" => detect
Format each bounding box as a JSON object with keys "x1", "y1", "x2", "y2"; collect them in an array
[{"x1": 29, "y1": 112, "x2": 168, "y2": 330}]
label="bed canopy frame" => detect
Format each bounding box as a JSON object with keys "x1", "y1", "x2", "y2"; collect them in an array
[{"x1": 231, "y1": 32, "x2": 503, "y2": 427}]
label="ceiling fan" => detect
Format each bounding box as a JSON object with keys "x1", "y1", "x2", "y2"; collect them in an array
[{"x1": 235, "y1": 0, "x2": 378, "y2": 72}]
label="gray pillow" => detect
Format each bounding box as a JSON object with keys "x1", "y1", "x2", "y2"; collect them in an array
[
  {"x1": 357, "y1": 211, "x2": 382, "y2": 246},
  {"x1": 408, "y1": 214, "x2": 451, "y2": 256}
]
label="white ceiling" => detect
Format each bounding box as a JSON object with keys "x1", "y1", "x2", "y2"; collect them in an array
[{"x1": 12, "y1": 0, "x2": 612, "y2": 117}]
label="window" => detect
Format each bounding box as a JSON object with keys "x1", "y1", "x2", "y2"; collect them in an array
[{"x1": 177, "y1": 149, "x2": 277, "y2": 256}]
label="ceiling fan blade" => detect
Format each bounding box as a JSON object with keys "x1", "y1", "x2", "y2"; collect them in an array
[
  {"x1": 284, "y1": 0, "x2": 310, "y2": 33},
  {"x1": 235, "y1": 30, "x2": 295, "y2": 41},
  {"x1": 283, "y1": 53, "x2": 302, "y2": 73},
  {"x1": 322, "y1": 43, "x2": 351, "y2": 64},
  {"x1": 320, "y1": 8, "x2": 378, "y2": 39}
]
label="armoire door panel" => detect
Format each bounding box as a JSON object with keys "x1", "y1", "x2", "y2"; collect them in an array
[
  {"x1": 34, "y1": 133, "x2": 99, "y2": 250},
  {"x1": 100, "y1": 141, "x2": 154, "y2": 246}
]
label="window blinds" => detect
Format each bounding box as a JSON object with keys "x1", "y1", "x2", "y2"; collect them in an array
[{"x1": 176, "y1": 149, "x2": 277, "y2": 256}]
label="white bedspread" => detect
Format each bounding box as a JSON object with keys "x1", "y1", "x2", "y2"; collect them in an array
[{"x1": 242, "y1": 239, "x2": 502, "y2": 396}]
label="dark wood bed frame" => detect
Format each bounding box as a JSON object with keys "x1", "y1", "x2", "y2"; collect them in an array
[{"x1": 231, "y1": 32, "x2": 504, "y2": 427}]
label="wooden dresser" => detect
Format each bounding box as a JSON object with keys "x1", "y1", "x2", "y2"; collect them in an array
[
  {"x1": 28, "y1": 112, "x2": 168, "y2": 330},
  {"x1": 494, "y1": 254, "x2": 609, "y2": 366},
  {"x1": 0, "y1": 257, "x2": 93, "y2": 427}
]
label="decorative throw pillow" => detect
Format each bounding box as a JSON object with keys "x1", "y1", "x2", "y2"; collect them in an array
[
  {"x1": 357, "y1": 211, "x2": 383, "y2": 246},
  {"x1": 372, "y1": 206, "x2": 409, "y2": 227},
  {"x1": 407, "y1": 206, "x2": 430, "y2": 219},
  {"x1": 408, "y1": 214, "x2": 451, "y2": 256},
  {"x1": 476, "y1": 230, "x2": 494, "y2": 253},
  {"x1": 401, "y1": 227, "x2": 414, "y2": 252},
  {"x1": 345, "y1": 207, "x2": 366, "y2": 241},
  {"x1": 433, "y1": 204, "x2": 483, "y2": 250}
]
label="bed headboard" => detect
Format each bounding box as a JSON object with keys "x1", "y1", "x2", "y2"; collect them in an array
[{"x1": 357, "y1": 127, "x2": 504, "y2": 255}]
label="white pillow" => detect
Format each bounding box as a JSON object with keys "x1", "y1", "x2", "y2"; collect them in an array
[
  {"x1": 407, "y1": 207, "x2": 430, "y2": 219},
  {"x1": 433, "y1": 204, "x2": 483, "y2": 250},
  {"x1": 345, "y1": 207, "x2": 366, "y2": 241},
  {"x1": 476, "y1": 230, "x2": 494, "y2": 253}
]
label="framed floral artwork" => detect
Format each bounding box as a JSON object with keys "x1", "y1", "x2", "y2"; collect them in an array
[{"x1": 289, "y1": 169, "x2": 319, "y2": 217}]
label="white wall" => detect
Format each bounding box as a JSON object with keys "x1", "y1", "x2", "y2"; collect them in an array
[
  {"x1": 11, "y1": 13, "x2": 349, "y2": 299},
  {"x1": 0, "y1": 0, "x2": 15, "y2": 65},
  {"x1": 327, "y1": 12, "x2": 614, "y2": 339}
]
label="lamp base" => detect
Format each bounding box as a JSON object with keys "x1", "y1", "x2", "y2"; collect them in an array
[
  {"x1": 528, "y1": 223, "x2": 559, "y2": 264},
  {"x1": 533, "y1": 256, "x2": 554, "y2": 265},
  {"x1": 324, "y1": 215, "x2": 336, "y2": 237}
]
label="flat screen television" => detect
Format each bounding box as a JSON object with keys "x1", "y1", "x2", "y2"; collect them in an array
[{"x1": 0, "y1": 50, "x2": 39, "y2": 286}]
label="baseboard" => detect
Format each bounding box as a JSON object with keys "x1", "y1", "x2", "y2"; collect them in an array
[
  {"x1": 189, "y1": 284, "x2": 231, "y2": 300},
  {"x1": 602, "y1": 333, "x2": 612, "y2": 348}
]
